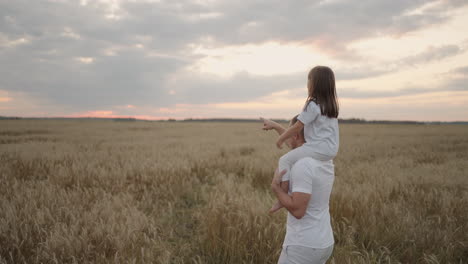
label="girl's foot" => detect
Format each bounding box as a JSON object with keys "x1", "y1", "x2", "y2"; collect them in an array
[{"x1": 269, "y1": 201, "x2": 283, "y2": 214}]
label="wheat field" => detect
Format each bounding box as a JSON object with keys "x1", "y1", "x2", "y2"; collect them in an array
[{"x1": 0, "y1": 120, "x2": 467, "y2": 264}]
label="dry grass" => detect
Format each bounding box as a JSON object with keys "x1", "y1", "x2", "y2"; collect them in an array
[{"x1": 0, "y1": 120, "x2": 467, "y2": 264}]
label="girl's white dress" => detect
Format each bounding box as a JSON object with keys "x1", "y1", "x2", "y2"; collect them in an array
[{"x1": 279, "y1": 101, "x2": 339, "y2": 182}]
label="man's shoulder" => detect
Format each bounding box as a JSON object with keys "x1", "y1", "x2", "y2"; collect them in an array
[
  {"x1": 291, "y1": 157, "x2": 334, "y2": 178},
  {"x1": 291, "y1": 157, "x2": 316, "y2": 176}
]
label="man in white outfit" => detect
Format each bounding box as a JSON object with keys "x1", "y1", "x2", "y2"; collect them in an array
[{"x1": 268, "y1": 117, "x2": 335, "y2": 264}]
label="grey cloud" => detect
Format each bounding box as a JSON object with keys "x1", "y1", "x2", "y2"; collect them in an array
[
  {"x1": 444, "y1": 66, "x2": 468, "y2": 91},
  {"x1": 184, "y1": 0, "x2": 466, "y2": 57},
  {"x1": 0, "y1": 0, "x2": 467, "y2": 114},
  {"x1": 1, "y1": 46, "x2": 184, "y2": 109},
  {"x1": 339, "y1": 65, "x2": 468, "y2": 99},
  {"x1": 450, "y1": 65, "x2": 468, "y2": 75},
  {"x1": 335, "y1": 44, "x2": 463, "y2": 80},
  {"x1": 445, "y1": 78, "x2": 468, "y2": 92},
  {"x1": 166, "y1": 71, "x2": 305, "y2": 104},
  {"x1": 335, "y1": 68, "x2": 392, "y2": 81},
  {"x1": 53, "y1": 0, "x2": 467, "y2": 55},
  {"x1": 338, "y1": 87, "x2": 429, "y2": 99},
  {"x1": 0, "y1": 0, "x2": 194, "y2": 110},
  {"x1": 2, "y1": 0, "x2": 466, "y2": 51},
  {"x1": 403, "y1": 45, "x2": 461, "y2": 66}
]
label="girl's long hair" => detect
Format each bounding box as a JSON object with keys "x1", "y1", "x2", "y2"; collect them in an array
[{"x1": 303, "y1": 66, "x2": 339, "y2": 118}]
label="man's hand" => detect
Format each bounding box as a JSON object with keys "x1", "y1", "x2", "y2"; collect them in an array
[
  {"x1": 260, "y1": 117, "x2": 276, "y2": 131},
  {"x1": 271, "y1": 168, "x2": 287, "y2": 191},
  {"x1": 271, "y1": 168, "x2": 310, "y2": 219}
]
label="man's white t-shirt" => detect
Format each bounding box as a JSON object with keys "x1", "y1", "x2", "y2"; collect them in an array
[
  {"x1": 283, "y1": 157, "x2": 335, "y2": 249},
  {"x1": 297, "y1": 101, "x2": 339, "y2": 159}
]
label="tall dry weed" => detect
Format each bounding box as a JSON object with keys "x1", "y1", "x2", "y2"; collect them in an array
[{"x1": 0, "y1": 120, "x2": 467, "y2": 263}]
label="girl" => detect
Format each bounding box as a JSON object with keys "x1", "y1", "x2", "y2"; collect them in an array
[{"x1": 264, "y1": 65, "x2": 339, "y2": 213}]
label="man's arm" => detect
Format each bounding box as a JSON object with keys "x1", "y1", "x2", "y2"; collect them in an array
[
  {"x1": 271, "y1": 169, "x2": 311, "y2": 219},
  {"x1": 260, "y1": 117, "x2": 287, "y2": 135},
  {"x1": 276, "y1": 121, "x2": 304, "y2": 149}
]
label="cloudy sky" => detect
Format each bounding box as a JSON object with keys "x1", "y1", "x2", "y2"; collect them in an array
[{"x1": 1, "y1": 0, "x2": 467, "y2": 121}]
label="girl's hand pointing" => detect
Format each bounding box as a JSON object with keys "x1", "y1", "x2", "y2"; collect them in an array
[{"x1": 260, "y1": 117, "x2": 275, "y2": 130}]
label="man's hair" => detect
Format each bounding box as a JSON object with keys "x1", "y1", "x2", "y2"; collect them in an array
[{"x1": 290, "y1": 115, "x2": 305, "y2": 139}]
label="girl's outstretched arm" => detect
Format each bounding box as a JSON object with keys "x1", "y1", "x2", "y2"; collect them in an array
[
  {"x1": 276, "y1": 120, "x2": 304, "y2": 148},
  {"x1": 260, "y1": 117, "x2": 286, "y2": 136}
]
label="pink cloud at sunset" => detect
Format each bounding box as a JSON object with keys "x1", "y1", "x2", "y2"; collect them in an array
[{"x1": 65, "y1": 110, "x2": 168, "y2": 120}]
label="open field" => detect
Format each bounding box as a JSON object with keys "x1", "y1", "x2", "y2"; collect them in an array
[{"x1": 0, "y1": 120, "x2": 467, "y2": 264}]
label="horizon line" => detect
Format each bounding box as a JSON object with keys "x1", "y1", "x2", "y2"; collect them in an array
[{"x1": 1, "y1": 115, "x2": 467, "y2": 124}]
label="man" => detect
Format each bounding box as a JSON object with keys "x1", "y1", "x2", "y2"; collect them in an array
[{"x1": 262, "y1": 116, "x2": 335, "y2": 264}]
